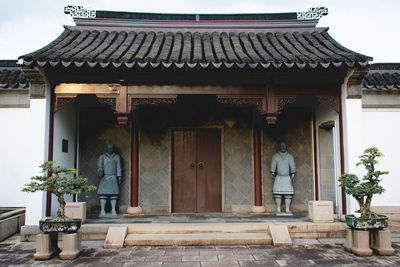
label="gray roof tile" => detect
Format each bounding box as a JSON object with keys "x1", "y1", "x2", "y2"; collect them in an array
[
  {"x1": 0, "y1": 61, "x2": 29, "y2": 90},
  {"x1": 20, "y1": 29, "x2": 372, "y2": 69},
  {"x1": 363, "y1": 64, "x2": 400, "y2": 91}
]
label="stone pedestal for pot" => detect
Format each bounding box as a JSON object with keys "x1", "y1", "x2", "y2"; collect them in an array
[
  {"x1": 34, "y1": 233, "x2": 59, "y2": 260},
  {"x1": 344, "y1": 215, "x2": 394, "y2": 256},
  {"x1": 371, "y1": 230, "x2": 395, "y2": 256},
  {"x1": 59, "y1": 232, "x2": 82, "y2": 259},
  {"x1": 34, "y1": 218, "x2": 82, "y2": 260}
]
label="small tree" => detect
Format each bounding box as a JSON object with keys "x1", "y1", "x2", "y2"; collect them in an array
[
  {"x1": 338, "y1": 147, "x2": 388, "y2": 218},
  {"x1": 22, "y1": 161, "x2": 96, "y2": 220}
]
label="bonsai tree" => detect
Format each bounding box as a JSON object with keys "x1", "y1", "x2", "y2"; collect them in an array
[
  {"x1": 22, "y1": 161, "x2": 96, "y2": 221},
  {"x1": 338, "y1": 147, "x2": 388, "y2": 218}
]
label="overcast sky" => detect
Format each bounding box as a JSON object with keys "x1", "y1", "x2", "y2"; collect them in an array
[{"x1": 0, "y1": 0, "x2": 399, "y2": 63}]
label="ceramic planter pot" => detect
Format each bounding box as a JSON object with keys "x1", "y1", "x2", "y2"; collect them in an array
[
  {"x1": 345, "y1": 214, "x2": 388, "y2": 230},
  {"x1": 39, "y1": 218, "x2": 81, "y2": 233}
]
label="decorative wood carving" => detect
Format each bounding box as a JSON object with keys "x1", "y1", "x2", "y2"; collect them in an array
[
  {"x1": 317, "y1": 96, "x2": 340, "y2": 113},
  {"x1": 216, "y1": 95, "x2": 264, "y2": 114},
  {"x1": 276, "y1": 95, "x2": 297, "y2": 111},
  {"x1": 97, "y1": 97, "x2": 117, "y2": 111},
  {"x1": 54, "y1": 94, "x2": 77, "y2": 112},
  {"x1": 130, "y1": 95, "x2": 178, "y2": 111}
]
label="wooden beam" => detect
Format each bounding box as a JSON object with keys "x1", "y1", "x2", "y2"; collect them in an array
[
  {"x1": 127, "y1": 84, "x2": 265, "y2": 95},
  {"x1": 55, "y1": 83, "x2": 122, "y2": 94}
]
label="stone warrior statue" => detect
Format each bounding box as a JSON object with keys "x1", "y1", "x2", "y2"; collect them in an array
[
  {"x1": 270, "y1": 142, "x2": 296, "y2": 215},
  {"x1": 97, "y1": 142, "x2": 122, "y2": 216}
]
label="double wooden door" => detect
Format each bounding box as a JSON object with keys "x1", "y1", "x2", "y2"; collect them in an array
[{"x1": 173, "y1": 129, "x2": 222, "y2": 212}]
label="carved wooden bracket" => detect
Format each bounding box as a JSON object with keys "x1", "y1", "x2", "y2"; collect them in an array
[
  {"x1": 129, "y1": 95, "x2": 178, "y2": 112},
  {"x1": 114, "y1": 112, "x2": 129, "y2": 124},
  {"x1": 264, "y1": 88, "x2": 279, "y2": 125}
]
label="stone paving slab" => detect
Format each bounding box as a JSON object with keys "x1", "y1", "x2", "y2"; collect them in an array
[{"x1": 1, "y1": 234, "x2": 400, "y2": 266}]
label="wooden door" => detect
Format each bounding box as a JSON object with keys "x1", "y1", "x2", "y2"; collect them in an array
[
  {"x1": 173, "y1": 130, "x2": 197, "y2": 212},
  {"x1": 173, "y1": 129, "x2": 221, "y2": 212}
]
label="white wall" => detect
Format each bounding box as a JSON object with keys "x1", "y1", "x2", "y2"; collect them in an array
[
  {"x1": 50, "y1": 104, "x2": 77, "y2": 217},
  {"x1": 362, "y1": 108, "x2": 400, "y2": 206},
  {"x1": 0, "y1": 108, "x2": 31, "y2": 207},
  {"x1": 25, "y1": 96, "x2": 50, "y2": 225}
]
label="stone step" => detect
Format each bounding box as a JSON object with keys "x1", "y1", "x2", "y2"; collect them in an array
[
  {"x1": 127, "y1": 223, "x2": 269, "y2": 234},
  {"x1": 124, "y1": 232, "x2": 272, "y2": 246}
]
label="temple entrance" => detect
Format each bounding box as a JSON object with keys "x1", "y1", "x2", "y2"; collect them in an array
[{"x1": 172, "y1": 129, "x2": 222, "y2": 212}]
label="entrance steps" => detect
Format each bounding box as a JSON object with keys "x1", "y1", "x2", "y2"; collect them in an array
[
  {"x1": 124, "y1": 223, "x2": 272, "y2": 246},
  {"x1": 21, "y1": 221, "x2": 347, "y2": 245},
  {"x1": 78, "y1": 222, "x2": 346, "y2": 246}
]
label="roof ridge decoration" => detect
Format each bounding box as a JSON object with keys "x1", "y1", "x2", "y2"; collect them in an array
[
  {"x1": 64, "y1": 6, "x2": 96, "y2": 19},
  {"x1": 297, "y1": 7, "x2": 328, "y2": 20},
  {"x1": 63, "y1": 6, "x2": 328, "y2": 21}
]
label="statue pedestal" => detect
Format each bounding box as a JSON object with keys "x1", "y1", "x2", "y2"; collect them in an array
[{"x1": 275, "y1": 212, "x2": 293, "y2": 216}]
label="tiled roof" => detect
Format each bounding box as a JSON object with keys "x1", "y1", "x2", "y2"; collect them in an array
[
  {"x1": 0, "y1": 60, "x2": 29, "y2": 90},
  {"x1": 363, "y1": 63, "x2": 400, "y2": 91},
  {"x1": 20, "y1": 28, "x2": 371, "y2": 70}
]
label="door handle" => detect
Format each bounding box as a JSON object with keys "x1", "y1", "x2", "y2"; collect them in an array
[
  {"x1": 198, "y1": 162, "x2": 205, "y2": 169},
  {"x1": 190, "y1": 163, "x2": 195, "y2": 169}
]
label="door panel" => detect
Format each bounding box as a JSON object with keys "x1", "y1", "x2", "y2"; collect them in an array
[
  {"x1": 196, "y1": 129, "x2": 222, "y2": 212},
  {"x1": 173, "y1": 130, "x2": 197, "y2": 212},
  {"x1": 173, "y1": 129, "x2": 222, "y2": 213}
]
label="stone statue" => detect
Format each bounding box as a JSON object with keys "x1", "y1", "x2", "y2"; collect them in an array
[
  {"x1": 97, "y1": 142, "x2": 122, "y2": 216},
  {"x1": 270, "y1": 142, "x2": 296, "y2": 215}
]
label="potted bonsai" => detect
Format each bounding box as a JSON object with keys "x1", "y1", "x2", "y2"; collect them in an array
[
  {"x1": 22, "y1": 161, "x2": 96, "y2": 233},
  {"x1": 338, "y1": 147, "x2": 389, "y2": 229}
]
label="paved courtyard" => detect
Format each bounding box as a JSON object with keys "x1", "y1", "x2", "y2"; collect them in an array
[{"x1": 1, "y1": 235, "x2": 400, "y2": 266}]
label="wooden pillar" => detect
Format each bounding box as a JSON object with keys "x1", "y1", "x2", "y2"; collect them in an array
[
  {"x1": 252, "y1": 127, "x2": 265, "y2": 213},
  {"x1": 338, "y1": 99, "x2": 347, "y2": 215},
  {"x1": 46, "y1": 93, "x2": 55, "y2": 217},
  {"x1": 127, "y1": 124, "x2": 141, "y2": 215}
]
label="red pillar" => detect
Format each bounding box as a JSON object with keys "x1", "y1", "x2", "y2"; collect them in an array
[
  {"x1": 339, "y1": 98, "x2": 347, "y2": 215},
  {"x1": 46, "y1": 93, "x2": 55, "y2": 216},
  {"x1": 131, "y1": 124, "x2": 139, "y2": 207},
  {"x1": 253, "y1": 128, "x2": 262, "y2": 206}
]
